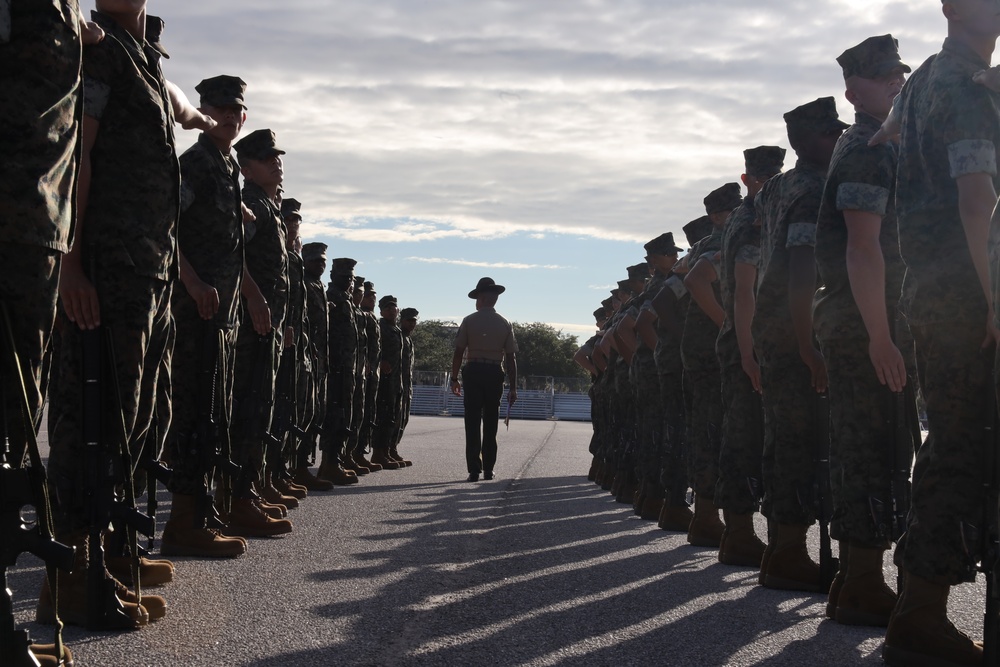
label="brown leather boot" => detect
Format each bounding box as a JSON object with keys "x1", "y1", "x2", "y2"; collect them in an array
[
  {"x1": 354, "y1": 450, "x2": 382, "y2": 472},
  {"x1": 639, "y1": 494, "x2": 664, "y2": 521},
  {"x1": 826, "y1": 541, "x2": 849, "y2": 619},
  {"x1": 161, "y1": 494, "x2": 247, "y2": 559},
  {"x1": 350, "y1": 450, "x2": 372, "y2": 474},
  {"x1": 389, "y1": 447, "x2": 412, "y2": 466},
  {"x1": 113, "y1": 577, "x2": 167, "y2": 622},
  {"x1": 254, "y1": 496, "x2": 287, "y2": 518},
  {"x1": 883, "y1": 572, "x2": 982, "y2": 666},
  {"x1": 105, "y1": 554, "x2": 174, "y2": 587},
  {"x1": 28, "y1": 643, "x2": 74, "y2": 667},
  {"x1": 834, "y1": 545, "x2": 896, "y2": 627},
  {"x1": 293, "y1": 466, "x2": 335, "y2": 491},
  {"x1": 261, "y1": 473, "x2": 299, "y2": 508},
  {"x1": 274, "y1": 476, "x2": 307, "y2": 500},
  {"x1": 371, "y1": 448, "x2": 401, "y2": 470},
  {"x1": 36, "y1": 532, "x2": 150, "y2": 631},
  {"x1": 761, "y1": 523, "x2": 821, "y2": 592},
  {"x1": 223, "y1": 498, "x2": 293, "y2": 538},
  {"x1": 718, "y1": 511, "x2": 766, "y2": 567},
  {"x1": 658, "y1": 502, "x2": 694, "y2": 532},
  {"x1": 687, "y1": 495, "x2": 725, "y2": 548},
  {"x1": 326, "y1": 464, "x2": 361, "y2": 485}
]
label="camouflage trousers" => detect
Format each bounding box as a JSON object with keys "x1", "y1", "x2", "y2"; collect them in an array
[
  {"x1": 612, "y1": 360, "x2": 637, "y2": 479},
  {"x1": 359, "y1": 371, "x2": 378, "y2": 453},
  {"x1": 683, "y1": 364, "x2": 722, "y2": 499},
  {"x1": 658, "y1": 372, "x2": 688, "y2": 506},
  {"x1": 321, "y1": 365, "x2": 355, "y2": 463},
  {"x1": 135, "y1": 288, "x2": 174, "y2": 497},
  {"x1": 758, "y1": 352, "x2": 818, "y2": 526},
  {"x1": 230, "y1": 321, "x2": 279, "y2": 494},
  {"x1": 397, "y1": 385, "x2": 413, "y2": 447},
  {"x1": 715, "y1": 363, "x2": 764, "y2": 514},
  {"x1": 630, "y1": 348, "x2": 662, "y2": 489},
  {"x1": 165, "y1": 294, "x2": 236, "y2": 496},
  {"x1": 349, "y1": 369, "x2": 366, "y2": 455},
  {"x1": 47, "y1": 266, "x2": 170, "y2": 531},
  {"x1": 0, "y1": 244, "x2": 60, "y2": 461},
  {"x1": 373, "y1": 393, "x2": 400, "y2": 450},
  {"x1": 896, "y1": 320, "x2": 992, "y2": 585},
  {"x1": 299, "y1": 370, "x2": 326, "y2": 468}
]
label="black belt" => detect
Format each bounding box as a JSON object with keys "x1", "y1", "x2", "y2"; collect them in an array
[{"x1": 467, "y1": 358, "x2": 502, "y2": 365}]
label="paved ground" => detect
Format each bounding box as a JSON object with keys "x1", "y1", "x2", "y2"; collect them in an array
[{"x1": 9, "y1": 416, "x2": 988, "y2": 666}]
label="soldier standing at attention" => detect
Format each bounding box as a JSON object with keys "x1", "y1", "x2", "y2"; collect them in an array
[
  {"x1": 360, "y1": 282, "x2": 387, "y2": 470},
  {"x1": 754, "y1": 98, "x2": 846, "y2": 593},
  {"x1": 373, "y1": 295, "x2": 405, "y2": 469},
  {"x1": 347, "y1": 276, "x2": 373, "y2": 475},
  {"x1": 450, "y1": 278, "x2": 518, "y2": 482},
  {"x1": 813, "y1": 36, "x2": 910, "y2": 628},
  {"x1": 885, "y1": 2, "x2": 1000, "y2": 664},
  {"x1": 395, "y1": 307, "x2": 420, "y2": 465},
  {"x1": 161, "y1": 75, "x2": 252, "y2": 558}
]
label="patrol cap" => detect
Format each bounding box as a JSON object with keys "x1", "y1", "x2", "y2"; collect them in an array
[
  {"x1": 682, "y1": 216, "x2": 713, "y2": 247},
  {"x1": 379, "y1": 295, "x2": 398, "y2": 308},
  {"x1": 233, "y1": 129, "x2": 285, "y2": 161},
  {"x1": 301, "y1": 242, "x2": 327, "y2": 261},
  {"x1": 364, "y1": 281, "x2": 375, "y2": 293},
  {"x1": 400, "y1": 307, "x2": 419, "y2": 320},
  {"x1": 837, "y1": 35, "x2": 910, "y2": 80},
  {"x1": 331, "y1": 257, "x2": 357, "y2": 277},
  {"x1": 626, "y1": 263, "x2": 648, "y2": 280},
  {"x1": 616, "y1": 280, "x2": 633, "y2": 293},
  {"x1": 744, "y1": 146, "x2": 786, "y2": 179},
  {"x1": 783, "y1": 97, "x2": 849, "y2": 135},
  {"x1": 195, "y1": 75, "x2": 247, "y2": 109},
  {"x1": 703, "y1": 183, "x2": 742, "y2": 215},
  {"x1": 280, "y1": 198, "x2": 302, "y2": 220},
  {"x1": 353, "y1": 276, "x2": 365, "y2": 290},
  {"x1": 600, "y1": 297, "x2": 613, "y2": 309},
  {"x1": 644, "y1": 232, "x2": 684, "y2": 256},
  {"x1": 593, "y1": 307, "x2": 606, "y2": 321}
]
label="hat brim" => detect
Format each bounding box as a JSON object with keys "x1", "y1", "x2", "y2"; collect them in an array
[
  {"x1": 202, "y1": 96, "x2": 247, "y2": 110},
  {"x1": 469, "y1": 285, "x2": 506, "y2": 299}
]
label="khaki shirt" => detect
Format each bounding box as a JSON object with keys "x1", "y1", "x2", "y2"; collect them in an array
[{"x1": 456, "y1": 307, "x2": 517, "y2": 363}]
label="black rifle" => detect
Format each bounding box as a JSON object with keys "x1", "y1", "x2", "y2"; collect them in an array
[
  {"x1": 980, "y1": 398, "x2": 1000, "y2": 665},
  {"x1": 746, "y1": 385, "x2": 765, "y2": 512},
  {"x1": 266, "y1": 345, "x2": 308, "y2": 479},
  {"x1": 80, "y1": 326, "x2": 155, "y2": 630},
  {"x1": 811, "y1": 391, "x2": 837, "y2": 592},
  {"x1": 0, "y1": 304, "x2": 75, "y2": 666},
  {"x1": 139, "y1": 413, "x2": 172, "y2": 551}
]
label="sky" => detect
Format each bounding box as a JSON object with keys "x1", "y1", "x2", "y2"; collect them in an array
[{"x1": 135, "y1": 0, "x2": 947, "y2": 342}]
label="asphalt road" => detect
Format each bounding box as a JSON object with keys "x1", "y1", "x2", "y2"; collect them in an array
[{"x1": 9, "y1": 416, "x2": 988, "y2": 666}]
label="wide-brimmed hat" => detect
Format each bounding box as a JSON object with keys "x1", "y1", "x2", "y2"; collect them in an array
[{"x1": 469, "y1": 277, "x2": 506, "y2": 299}]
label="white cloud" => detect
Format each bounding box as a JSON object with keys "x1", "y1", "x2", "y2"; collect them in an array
[{"x1": 405, "y1": 257, "x2": 566, "y2": 270}]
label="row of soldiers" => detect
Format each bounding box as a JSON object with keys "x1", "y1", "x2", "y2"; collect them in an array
[
  {"x1": 0, "y1": 2, "x2": 427, "y2": 665},
  {"x1": 577, "y1": 23, "x2": 1000, "y2": 667}
]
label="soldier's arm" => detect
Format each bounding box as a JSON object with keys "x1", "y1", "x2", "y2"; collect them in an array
[
  {"x1": 684, "y1": 255, "x2": 723, "y2": 328},
  {"x1": 635, "y1": 307, "x2": 659, "y2": 350},
  {"x1": 178, "y1": 248, "x2": 220, "y2": 321},
  {"x1": 612, "y1": 314, "x2": 637, "y2": 364},
  {"x1": 733, "y1": 261, "x2": 760, "y2": 393},
  {"x1": 573, "y1": 346, "x2": 598, "y2": 375},
  {"x1": 165, "y1": 80, "x2": 216, "y2": 132},
  {"x1": 505, "y1": 352, "x2": 518, "y2": 404},
  {"x1": 651, "y1": 281, "x2": 685, "y2": 340},
  {"x1": 59, "y1": 114, "x2": 101, "y2": 330},
  {"x1": 450, "y1": 345, "x2": 465, "y2": 396},
  {"x1": 956, "y1": 172, "x2": 999, "y2": 344},
  {"x1": 241, "y1": 267, "x2": 271, "y2": 335},
  {"x1": 788, "y1": 244, "x2": 826, "y2": 392}
]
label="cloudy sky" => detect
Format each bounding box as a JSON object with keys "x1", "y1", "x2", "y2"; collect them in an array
[{"x1": 141, "y1": 0, "x2": 945, "y2": 345}]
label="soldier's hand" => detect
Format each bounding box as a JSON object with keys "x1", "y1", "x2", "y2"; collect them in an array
[
  {"x1": 180, "y1": 111, "x2": 218, "y2": 132},
  {"x1": 799, "y1": 344, "x2": 828, "y2": 393},
  {"x1": 284, "y1": 326, "x2": 295, "y2": 348},
  {"x1": 868, "y1": 336, "x2": 906, "y2": 393},
  {"x1": 508, "y1": 388, "x2": 518, "y2": 405},
  {"x1": 186, "y1": 276, "x2": 220, "y2": 320},
  {"x1": 242, "y1": 203, "x2": 256, "y2": 224},
  {"x1": 80, "y1": 19, "x2": 105, "y2": 45},
  {"x1": 868, "y1": 94, "x2": 901, "y2": 147},
  {"x1": 449, "y1": 378, "x2": 462, "y2": 397},
  {"x1": 973, "y1": 66, "x2": 1000, "y2": 93},
  {"x1": 741, "y1": 355, "x2": 762, "y2": 394},
  {"x1": 59, "y1": 259, "x2": 100, "y2": 330},
  {"x1": 244, "y1": 288, "x2": 271, "y2": 335}
]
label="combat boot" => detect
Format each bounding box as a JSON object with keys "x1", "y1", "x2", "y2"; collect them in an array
[
  {"x1": 658, "y1": 502, "x2": 694, "y2": 532},
  {"x1": 834, "y1": 545, "x2": 896, "y2": 627},
  {"x1": 610, "y1": 470, "x2": 625, "y2": 497},
  {"x1": 761, "y1": 523, "x2": 821, "y2": 592},
  {"x1": 112, "y1": 577, "x2": 167, "y2": 622},
  {"x1": 826, "y1": 541, "x2": 849, "y2": 619},
  {"x1": 632, "y1": 479, "x2": 646, "y2": 515},
  {"x1": 223, "y1": 497, "x2": 293, "y2": 538},
  {"x1": 718, "y1": 511, "x2": 767, "y2": 567},
  {"x1": 759, "y1": 518, "x2": 777, "y2": 585},
  {"x1": 687, "y1": 495, "x2": 725, "y2": 548},
  {"x1": 261, "y1": 472, "x2": 299, "y2": 508},
  {"x1": 371, "y1": 448, "x2": 402, "y2": 470},
  {"x1": 105, "y1": 554, "x2": 174, "y2": 588},
  {"x1": 28, "y1": 643, "x2": 74, "y2": 667},
  {"x1": 344, "y1": 456, "x2": 369, "y2": 475},
  {"x1": 349, "y1": 450, "x2": 372, "y2": 474},
  {"x1": 389, "y1": 447, "x2": 412, "y2": 466},
  {"x1": 36, "y1": 531, "x2": 149, "y2": 631},
  {"x1": 639, "y1": 485, "x2": 665, "y2": 521},
  {"x1": 161, "y1": 494, "x2": 246, "y2": 558},
  {"x1": 255, "y1": 496, "x2": 287, "y2": 518},
  {"x1": 354, "y1": 450, "x2": 382, "y2": 472},
  {"x1": 325, "y1": 463, "x2": 361, "y2": 485},
  {"x1": 292, "y1": 466, "x2": 335, "y2": 491},
  {"x1": 883, "y1": 572, "x2": 982, "y2": 667},
  {"x1": 599, "y1": 465, "x2": 615, "y2": 491},
  {"x1": 274, "y1": 475, "x2": 308, "y2": 500},
  {"x1": 588, "y1": 456, "x2": 598, "y2": 482}
]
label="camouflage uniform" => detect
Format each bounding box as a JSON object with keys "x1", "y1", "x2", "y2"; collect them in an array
[
  {"x1": 657, "y1": 272, "x2": 690, "y2": 507},
  {"x1": 279, "y1": 245, "x2": 307, "y2": 471},
  {"x1": 167, "y1": 127, "x2": 244, "y2": 497},
  {"x1": 895, "y1": 38, "x2": 999, "y2": 584},
  {"x1": 47, "y1": 10, "x2": 179, "y2": 530},
  {"x1": 360, "y1": 289, "x2": 381, "y2": 454},
  {"x1": 0, "y1": 0, "x2": 80, "y2": 451},
  {"x1": 753, "y1": 157, "x2": 829, "y2": 526},
  {"x1": 301, "y1": 246, "x2": 329, "y2": 467},
  {"x1": 631, "y1": 274, "x2": 666, "y2": 496},
  {"x1": 374, "y1": 309, "x2": 403, "y2": 451},
  {"x1": 814, "y1": 111, "x2": 910, "y2": 549},
  {"x1": 715, "y1": 197, "x2": 765, "y2": 514},
  {"x1": 323, "y1": 260, "x2": 358, "y2": 466},
  {"x1": 349, "y1": 283, "x2": 367, "y2": 460},
  {"x1": 398, "y1": 311, "x2": 417, "y2": 446}
]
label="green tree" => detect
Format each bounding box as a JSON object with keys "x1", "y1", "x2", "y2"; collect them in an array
[
  {"x1": 409, "y1": 319, "x2": 458, "y2": 374},
  {"x1": 510, "y1": 322, "x2": 588, "y2": 380}
]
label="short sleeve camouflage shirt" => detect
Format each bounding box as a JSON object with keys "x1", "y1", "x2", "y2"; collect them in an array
[{"x1": 716, "y1": 197, "x2": 759, "y2": 368}]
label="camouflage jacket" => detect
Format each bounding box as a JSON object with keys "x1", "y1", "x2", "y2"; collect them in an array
[
  {"x1": 0, "y1": 0, "x2": 81, "y2": 252},
  {"x1": 177, "y1": 132, "x2": 243, "y2": 329},
  {"x1": 681, "y1": 228, "x2": 726, "y2": 372},
  {"x1": 286, "y1": 251, "x2": 306, "y2": 344},
  {"x1": 753, "y1": 158, "x2": 825, "y2": 357},
  {"x1": 378, "y1": 316, "x2": 403, "y2": 402},
  {"x1": 654, "y1": 272, "x2": 689, "y2": 376},
  {"x1": 241, "y1": 181, "x2": 287, "y2": 332},
  {"x1": 897, "y1": 38, "x2": 998, "y2": 326},
  {"x1": 353, "y1": 303, "x2": 367, "y2": 377},
  {"x1": 327, "y1": 288, "x2": 357, "y2": 378},
  {"x1": 363, "y1": 310, "x2": 380, "y2": 377},
  {"x1": 814, "y1": 112, "x2": 904, "y2": 342},
  {"x1": 81, "y1": 11, "x2": 179, "y2": 280},
  {"x1": 304, "y1": 275, "x2": 328, "y2": 376},
  {"x1": 716, "y1": 197, "x2": 759, "y2": 369}
]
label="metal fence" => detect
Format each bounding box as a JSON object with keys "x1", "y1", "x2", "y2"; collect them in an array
[{"x1": 410, "y1": 372, "x2": 591, "y2": 422}]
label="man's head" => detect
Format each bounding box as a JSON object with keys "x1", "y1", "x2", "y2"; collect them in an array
[
  {"x1": 703, "y1": 183, "x2": 742, "y2": 227},
  {"x1": 281, "y1": 198, "x2": 302, "y2": 249},
  {"x1": 196, "y1": 75, "x2": 247, "y2": 147},
  {"x1": 302, "y1": 242, "x2": 327, "y2": 279},
  {"x1": 361, "y1": 281, "x2": 376, "y2": 311},
  {"x1": 682, "y1": 216, "x2": 713, "y2": 247},
  {"x1": 400, "y1": 308, "x2": 419, "y2": 335},
  {"x1": 742, "y1": 146, "x2": 786, "y2": 197},
  {"x1": 838, "y1": 35, "x2": 908, "y2": 121},
  {"x1": 626, "y1": 263, "x2": 648, "y2": 291},
  {"x1": 783, "y1": 97, "x2": 849, "y2": 167},
  {"x1": 469, "y1": 277, "x2": 505, "y2": 309},
  {"x1": 352, "y1": 276, "x2": 365, "y2": 306},
  {"x1": 379, "y1": 295, "x2": 399, "y2": 322},
  {"x1": 644, "y1": 232, "x2": 683, "y2": 274},
  {"x1": 942, "y1": 0, "x2": 1000, "y2": 42},
  {"x1": 330, "y1": 257, "x2": 357, "y2": 292},
  {"x1": 234, "y1": 129, "x2": 285, "y2": 189}
]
